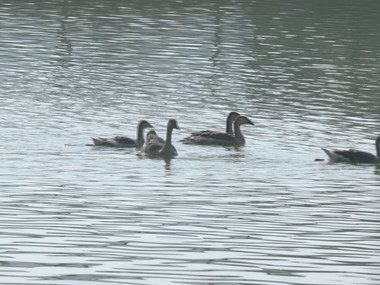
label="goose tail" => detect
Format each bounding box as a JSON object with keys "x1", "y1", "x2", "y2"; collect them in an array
[
  {"x1": 92, "y1": 137, "x2": 105, "y2": 146},
  {"x1": 321, "y1": 148, "x2": 347, "y2": 162}
]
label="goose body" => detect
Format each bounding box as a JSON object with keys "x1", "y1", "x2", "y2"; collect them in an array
[
  {"x1": 188, "y1": 111, "x2": 240, "y2": 139},
  {"x1": 322, "y1": 136, "x2": 380, "y2": 164},
  {"x1": 180, "y1": 115, "x2": 254, "y2": 146},
  {"x1": 90, "y1": 120, "x2": 153, "y2": 148},
  {"x1": 142, "y1": 119, "x2": 180, "y2": 156}
]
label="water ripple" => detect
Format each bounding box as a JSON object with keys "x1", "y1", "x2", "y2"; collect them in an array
[{"x1": 1, "y1": 0, "x2": 380, "y2": 284}]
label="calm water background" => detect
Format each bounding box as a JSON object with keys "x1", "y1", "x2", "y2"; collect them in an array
[{"x1": 1, "y1": 0, "x2": 380, "y2": 284}]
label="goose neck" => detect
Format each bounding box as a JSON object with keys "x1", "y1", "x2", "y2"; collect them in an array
[
  {"x1": 226, "y1": 116, "x2": 234, "y2": 135},
  {"x1": 136, "y1": 122, "x2": 145, "y2": 147},
  {"x1": 160, "y1": 125, "x2": 174, "y2": 154},
  {"x1": 233, "y1": 120, "x2": 245, "y2": 144},
  {"x1": 226, "y1": 112, "x2": 239, "y2": 135},
  {"x1": 165, "y1": 125, "x2": 173, "y2": 146}
]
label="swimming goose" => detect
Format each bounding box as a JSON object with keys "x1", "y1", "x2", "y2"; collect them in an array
[
  {"x1": 180, "y1": 115, "x2": 254, "y2": 145},
  {"x1": 322, "y1": 135, "x2": 380, "y2": 163},
  {"x1": 189, "y1": 112, "x2": 240, "y2": 139},
  {"x1": 90, "y1": 120, "x2": 153, "y2": 147},
  {"x1": 142, "y1": 119, "x2": 180, "y2": 156}
]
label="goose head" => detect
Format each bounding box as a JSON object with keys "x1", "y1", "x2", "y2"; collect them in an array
[
  {"x1": 235, "y1": 116, "x2": 254, "y2": 126},
  {"x1": 168, "y1": 119, "x2": 180, "y2": 130},
  {"x1": 145, "y1": 129, "x2": 158, "y2": 140},
  {"x1": 140, "y1": 120, "x2": 153, "y2": 129},
  {"x1": 228, "y1": 112, "x2": 240, "y2": 121}
]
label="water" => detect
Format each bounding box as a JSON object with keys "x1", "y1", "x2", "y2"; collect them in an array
[{"x1": 1, "y1": 1, "x2": 380, "y2": 284}]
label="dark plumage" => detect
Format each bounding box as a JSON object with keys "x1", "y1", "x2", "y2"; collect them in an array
[
  {"x1": 90, "y1": 120, "x2": 153, "y2": 147},
  {"x1": 180, "y1": 115, "x2": 254, "y2": 146},
  {"x1": 322, "y1": 135, "x2": 380, "y2": 163},
  {"x1": 142, "y1": 119, "x2": 180, "y2": 156},
  {"x1": 181, "y1": 112, "x2": 239, "y2": 144}
]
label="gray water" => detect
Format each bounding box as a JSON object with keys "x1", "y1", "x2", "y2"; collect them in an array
[{"x1": 1, "y1": 1, "x2": 380, "y2": 284}]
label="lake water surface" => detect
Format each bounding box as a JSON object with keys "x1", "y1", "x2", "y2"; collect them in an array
[{"x1": 1, "y1": 1, "x2": 380, "y2": 284}]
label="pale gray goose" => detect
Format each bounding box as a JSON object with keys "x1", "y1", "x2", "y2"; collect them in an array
[
  {"x1": 142, "y1": 119, "x2": 180, "y2": 156},
  {"x1": 180, "y1": 115, "x2": 254, "y2": 146},
  {"x1": 322, "y1": 135, "x2": 380, "y2": 163},
  {"x1": 90, "y1": 120, "x2": 153, "y2": 147}
]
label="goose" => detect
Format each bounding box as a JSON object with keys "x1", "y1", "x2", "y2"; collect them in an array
[
  {"x1": 180, "y1": 115, "x2": 254, "y2": 146},
  {"x1": 142, "y1": 119, "x2": 180, "y2": 156},
  {"x1": 322, "y1": 135, "x2": 380, "y2": 163},
  {"x1": 188, "y1": 112, "x2": 240, "y2": 139},
  {"x1": 90, "y1": 120, "x2": 153, "y2": 147}
]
